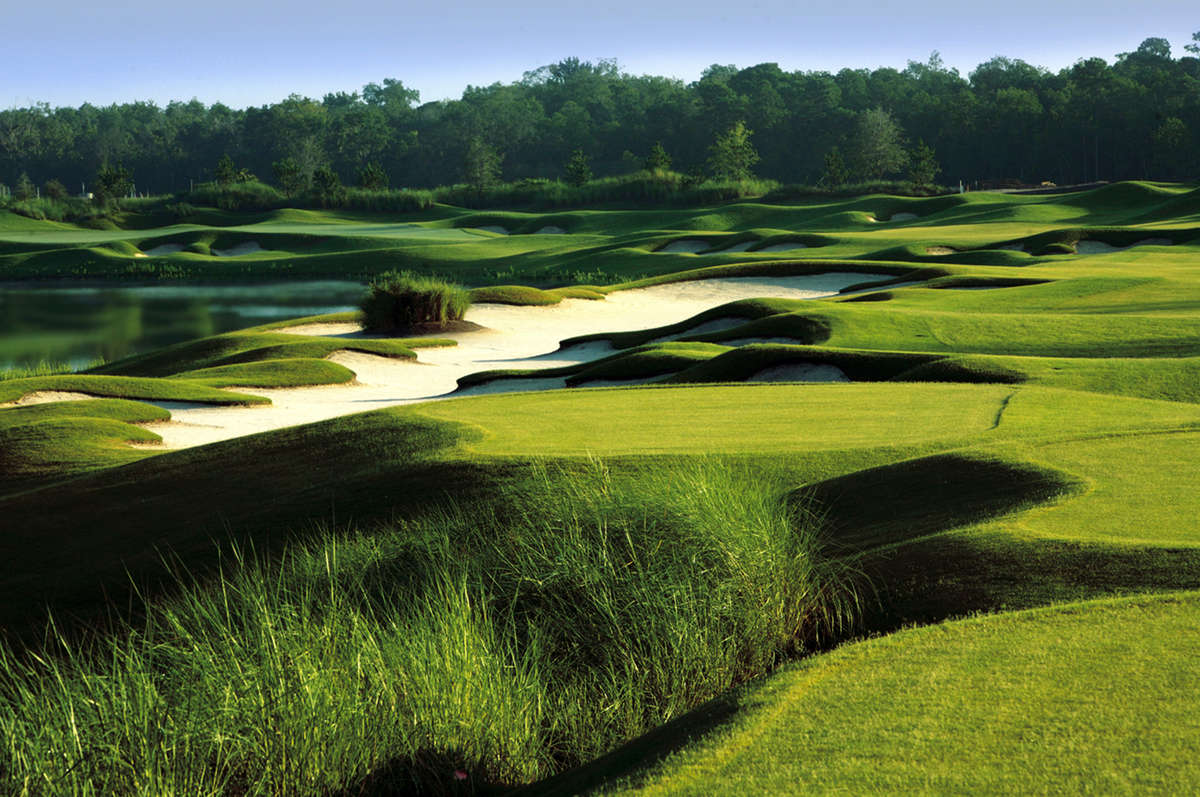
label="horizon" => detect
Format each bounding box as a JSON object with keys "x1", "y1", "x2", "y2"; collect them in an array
[{"x1": 2, "y1": 0, "x2": 1197, "y2": 110}]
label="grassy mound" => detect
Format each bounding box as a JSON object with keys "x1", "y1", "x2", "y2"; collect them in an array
[
  {"x1": 0, "y1": 460, "x2": 859, "y2": 794},
  {"x1": 360, "y1": 271, "x2": 472, "y2": 333}
]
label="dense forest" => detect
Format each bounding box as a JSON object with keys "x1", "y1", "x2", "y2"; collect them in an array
[{"x1": 2, "y1": 34, "x2": 1199, "y2": 197}]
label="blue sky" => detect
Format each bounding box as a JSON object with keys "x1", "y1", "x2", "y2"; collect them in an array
[{"x1": 3, "y1": 0, "x2": 1197, "y2": 108}]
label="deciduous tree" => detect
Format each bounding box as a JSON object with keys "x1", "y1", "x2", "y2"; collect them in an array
[
  {"x1": 848, "y1": 108, "x2": 908, "y2": 180},
  {"x1": 565, "y1": 148, "x2": 592, "y2": 186},
  {"x1": 707, "y1": 121, "x2": 759, "y2": 180}
]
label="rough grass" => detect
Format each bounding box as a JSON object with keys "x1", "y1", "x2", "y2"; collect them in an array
[
  {"x1": 360, "y1": 271, "x2": 471, "y2": 332},
  {"x1": 0, "y1": 459, "x2": 860, "y2": 795}
]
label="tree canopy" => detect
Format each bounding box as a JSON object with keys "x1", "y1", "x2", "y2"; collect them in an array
[{"x1": 2, "y1": 38, "x2": 1199, "y2": 193}]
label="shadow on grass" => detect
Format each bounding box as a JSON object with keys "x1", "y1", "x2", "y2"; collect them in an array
[
  {"x1": 0, "y1": 408, "x2": 510, "y2": 644},
  {"x1": 505, "y1": 452, "x2": 1200, "y2": 795}
]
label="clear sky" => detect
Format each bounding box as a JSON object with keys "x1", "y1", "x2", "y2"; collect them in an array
[{"x1": 3, "y1": 0, "x2": 1197, "y2": 109}]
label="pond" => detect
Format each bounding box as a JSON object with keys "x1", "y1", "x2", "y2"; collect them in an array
[{"x1": 0, "y1": 281, "x2": 367, "y2": 371}]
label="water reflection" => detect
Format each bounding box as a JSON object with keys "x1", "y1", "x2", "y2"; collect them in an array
[{"x1": 0, "y1": 281, "x2": 366, "y2": 370}]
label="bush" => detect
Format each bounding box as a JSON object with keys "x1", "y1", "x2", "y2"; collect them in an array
[
  {"x1": 186, "y1": 179, "x2": 285, "y2": 211},
  {"x1": 43, "y1": 179, "x2": 69, "y2": 200},
  {"x1": 360, "y1": 271, "x2": 472, "y2": 332}
]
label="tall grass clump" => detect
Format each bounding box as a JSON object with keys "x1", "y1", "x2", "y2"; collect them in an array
[
  {"x1": 434, "y1": 171, "x2": 781, "y2": 209},
  {"x1": 360, "y1": 270, "x2": 472, "y2": 332},
  {"x1": 0, "y1": 459, "x2": 862, "y2": 795}
]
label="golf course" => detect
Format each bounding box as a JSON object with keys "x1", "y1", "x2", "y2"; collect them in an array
[{"x1": 1, "y1": 180, "x2": 1198, "y2": 794}]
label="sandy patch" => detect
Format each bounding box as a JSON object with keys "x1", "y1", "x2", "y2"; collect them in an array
[
  {"x1": 535, "y1": 225, "x2": 568, "y2": 234},
  {"x1": 720, "y1": 241, "x2": 757, "y2": 252},
  {"x1": 476, "y1": 226, "x2": 509, "y2": 235},
  {"x1": 1, "y1": 390, "x2": 97, "y2": 407},
  {"x1": 658, "y1": 239, "x2": 711, "y2": 254},
  {"x1": 144, "y1": 244, "x2": 185, "y2": 256},
  {"x1": 756, "y1": 243, "x2": 809, "y2": 252},
  {"x1": 650, "y1": 317, "x2": 745, "y2": 343},
  {"x1": 212, "y1": 242, "x2": 265, "y2": 257},
  {"x1": 1078, "y1": 238, "x2": 1174, "y2": 255},
  {"x1": 889, "y1": 212, "x2": 919, "y2": 222},
  {"x1": 274, "y1": 322, "x2": 364, "y2": 337},
  {"x1": 143, "y1": 272, "x2": 891, "y2": 449},
  {"x1": 926, "y1": 246, "x2": 957, "y2": 255},
  {"x1": 453, "y1": 376, "x2": 568, "y2": 397},
  {"x1": 748, "y1": 363, "x2": 849, "y2": 383}
]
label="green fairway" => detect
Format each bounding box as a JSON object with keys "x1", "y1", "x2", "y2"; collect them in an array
[
  {"x1": 1, "y1": 182, "x2": 1198, "y2": 795},
  {"x1": 595, "y1": 592, "x2": 1200, "y2": 796}
]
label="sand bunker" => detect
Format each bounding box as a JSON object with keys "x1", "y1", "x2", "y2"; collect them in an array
[
  {"x1": 535, "y1": 225, "x2": 568, "y2": 234},
  {"x1": 650, "y1": 317, "x2": 745, "y2": 343},
  {"x1": 139, "y1": 272, "x2": 893, "y2": 449},
  {"x1": 144, "y1": 243, "x2": 185, "y2": 256},
  {"x1": 889, "y1": 212, "x2": 919, "y2": 222},
  {"x1": 1, "y1": 391, "x2": 97, "y2": 407},
  {"x1": 757, "y1": 243, "x2": 809, "y2": 252},
  {"x1": 1077, "y1": 238, "x2": 1172, "y2": 254},
  {"x1": 658, "y1": 239, "x2": 711, "y2": 254},
  {"x1": 720, "y1": 241, "x2": 757, "y2": 252},
  {"x1": 748, "y1": 363, "x2": 849, "y2": 383},
  {"x1": 476, "y1": 226, "x2": 509, "y2": 235},
  {"x1": 926, "y1": 246, "x2": 957, "y2": 255},
  {"x1": 999, "y1": 243, "x2": 1027, "y2": 252},
  {"x1": 452, "y1": 376, "x2": 568, "y2": 397},
  {"x1": 212, "y1": 242, "x2": 265, "y2": 257}
]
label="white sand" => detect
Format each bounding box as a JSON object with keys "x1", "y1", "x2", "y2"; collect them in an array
[
  {"x1": 889, "y1": 212, "x2": 919, "y2": 222},
  {"x1": 721, "y1": 241, "x2": 757, "y2": 252},
  {"x1": 144, "y1": 244, "x2": 185, "y2": 256},
  {"x1": 658, "y1": 239, "x2": 711, "y2": 253},
  {"x1": 1078, "y1": 238, "x2": 1173, "y2": 255},
  {"x1": 748, "y1": 363, "x2": 849, "y2": 382},
  {"x1": 757, "y1": 243, "x2": 809, "y2": 252},
  {"x1": 535, "y1": 225, "x2": 568, "y2": 234},
  {"x1": 650, "y1": 317, "x2": 744, "y2": 343},
  {"x1": 925, "y1": 246, "x2": 956, "y2": 255},
  {"x1": 451, "y1": 376, "x2": 569, "y2": 397},
  {"x1": 135, "y1": 273, "x2": 893, "y2": 449},
  {"x1": 212, "y1": 242, "x2": 265, "y2": 257},
  {"x1": 476, "y1": 226, "x2": 509, "y2": 235},
  {"x1": 1, "y1": 391, "x2": 97, "y2": 407}
]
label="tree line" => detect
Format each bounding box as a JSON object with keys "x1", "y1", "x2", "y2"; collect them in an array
[{"x1": 1, "y1": 34, "x2": 1198, "y2": 198}]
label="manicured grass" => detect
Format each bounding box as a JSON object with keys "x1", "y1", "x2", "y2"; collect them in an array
[{"x1": 596, "y1": 592, "x2": 1200, "y2": 796}]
